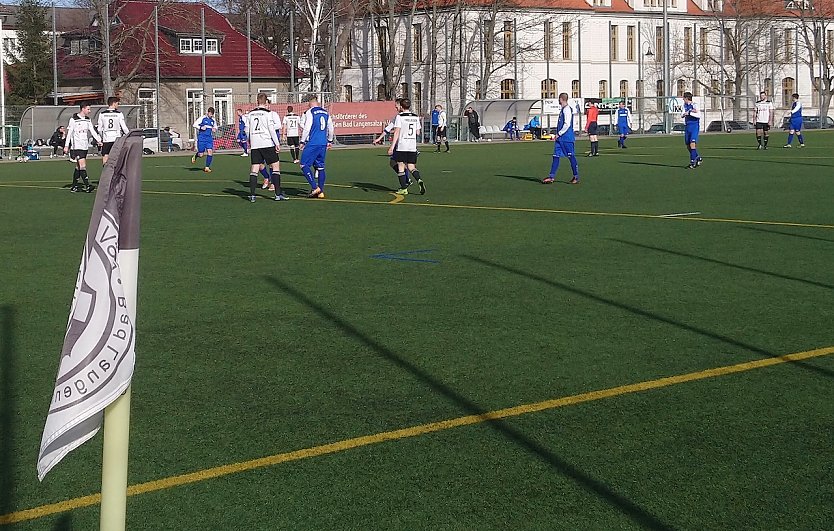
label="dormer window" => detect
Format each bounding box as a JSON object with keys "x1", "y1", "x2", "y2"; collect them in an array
[
  {"x1": 69, "y1": 38, "x2": 100, "y2": 55},
  {"x1": 179, "y1": 37, "x2": 220, "y2": 55}
]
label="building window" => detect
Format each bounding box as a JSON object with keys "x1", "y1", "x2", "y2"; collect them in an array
[
  {"x1": 179, "y1": 37, "x2": 220, "y2": 55},
  {"x1": 684, "y1": 27, "x2": 692, "y2": 62},
  {"x1": 179, "y1": 38, "x2": 192, "y2": 54},
  {"x1": 70, "y1": 39, "x2": 91, "y2": 55},
  {"x1": 656, "y1": 79, "x2": 664, "y2": 110},
  {"x1": 504, "y1": 21, "x2": 513, "y2": 61},
  {"x1": 571, "y1": 79, "x2": 580, "y2": 98},
  {"x1": 812, "y1": 76, "x2": 820, "y2": 106},
  {"x1": 541, "y1": 79, "x2": 557, "y2": 99},
  {"x1": 655, "y1": 26, "x2": 663, "y2": 63},
  {"x1": 413, "y1": 82, "x2": 422, "y2": 113},
  {"x1": 764, "y1": 78, "x2": 773, "y2": 96},
  {"x1": 258, "y1": 88, "x2": 277, "y2": 103},
  {"x1": 500, "y1": 78, "x2": 516, "y2": 99},
  {"x1": 610, "y1": 25, "x2": 618, "y2": 62},
  {"x1": 710, "y1": 79, "x2": 719, "y2": 108},
  {"x1": 400, "y1": 83, "x2": 408, "y2": 98},
  {"x1": 137, "y1": 88, "x2": 156, "y2": 128},
  {"x1": 599, "y1": 80, "x2": 608, "y2": 99},
  {"x1": 344, "y1": 32, "x2": 353, "y2": 66},
  {"x1": 782, "y1": 78, "x2": 794, "y2": 107},
  {"x1": 213, "y1": 89, "x2": 232, "y2": 126},
  {"x1": 725, "y1": 80, "x2": 734, "y2": 98},
  {"x1": 544, "y1": 21, "x2": 552, "y2": 61},
  {"x1": 186, "y1": 89, "x2": 203, "y2": 138},
  {"x1": 413, "y1": 24, "x2": 422, "y2": 63},
  {"x1": 205, "y1": 39, "x2": 218, "y2": 54},
  {"x1": 562, "y1": 22, "x2": 572, "y2": 60},
  {"x1": 475, "y1": 80, "x2": 482, "y2": 100},
  {"x1": 636, "y1": 79, "x2": 643, "y2": 98},
  {"x1": 377, "y1": 84, "x2": 386, "y2": 100},
  {"x1": 700, "y1": 28, "x2": 708, "y2": 61},
  {"x1": 677, "y1": 79, "x2": 686, "y2": 97},
  {"x1": 627, "y1": 26, "x2": 635, "y2": 62},
  {"x1": 785, "y1": 28, "x2": 794, "y2": 62},
  {"x1": 620, "y1": 80, "x2": 629, "y2": 98},
  {"x1": 344, "y1": 85, "x2": 353, "y2": 102}
]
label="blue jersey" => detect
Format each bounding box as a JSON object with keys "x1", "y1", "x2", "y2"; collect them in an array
[
  {"x1": 790, "y1": 101, "x2": 803, "y2": 129},
  {"x1": 301, "y1": 106, "x2": 334, "y2": 146},
  {"x1": 237, "y1": 116, "x2": 246, "y2": 140},
  {"x1": 683, "y1": 102, "x2": 700, "y2": 125},
  {"x1": 431, "y1": 109, "x2": 440, "y2": 126},
  {"x1": 617, "y1": 108, "x2": 631, "y2": 130},
  {"x1": 555, "y1": 105, "x2": 575, "y2": 143},
  {"x1": 194, "y1": 116, "x2": 216, "y2": 143}
]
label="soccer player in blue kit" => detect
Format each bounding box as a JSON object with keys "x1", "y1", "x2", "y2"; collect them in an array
[
  {"x1": 681, "y1": 92, "x2": 703, "y2": 169},
  {"x1": 541, "y1": 93, "x2": 580, "y2": 185},
  {"x1": 191, "y1": 107, "x2": 217, "y2": 172},
  {"x1": 784, "y1": 93, "x2": 805, "y2": 148},
  {"x1": 616, "y1": 100, "x2": 633, "y2": 149},
  {"x1": 300, "y1": 95, "x2": 334, "y2": 199}
]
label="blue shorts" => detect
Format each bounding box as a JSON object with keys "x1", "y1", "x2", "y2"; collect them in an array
[
  {"x1": 197, "y1": 139, "x2": 214, "y2": 153},
  {"x1": 553, "y1": 141, "x2": 575, "y2": 158},
  {"x1": 618, "y1": 125, "x2": 630, "y2": 136},
  {"x1": 685, "y1": 127, "x2": 699, "y2": 145},
  {"x1": 790, "y1": 118, "x2": 802, "y2": 131},
  {"x1": 300, "y1": 145, "x2": 327, "y2": 169}
]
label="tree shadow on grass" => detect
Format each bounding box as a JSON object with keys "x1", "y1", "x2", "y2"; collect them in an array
[
  {"x1": 461, "y1": 255, "x2": 834, "y2": 380},
  {"x1": 0, "y1": 306, "x2": 16, "y2": 519},
  {"x1": 611, "y1": 238, "x2": 834, "y2": 291},
  {"x1": 264, "y1": 275, "x2": 675, "y2": 530},
  {"x1": 736, "y1": 225, "x2": 834, "y2": 244},
  {"x1": 351, "y1": 181, "x2": 396, "y2": 193}
]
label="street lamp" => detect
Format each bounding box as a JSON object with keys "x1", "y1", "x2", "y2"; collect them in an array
[{"x1": 638, "y1": 45, "x2": 654, "y2": 133}]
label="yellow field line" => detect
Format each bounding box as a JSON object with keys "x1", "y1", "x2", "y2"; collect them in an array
[
  {"x1": 2, "y1": 345, "x2": 833, "y2": 526},
  {"x1": 1, "y1": 183, "x2": 833, "y2": 230},
  {"x1": 388, "y1": 192, "x2": 404, "y2": 204}
]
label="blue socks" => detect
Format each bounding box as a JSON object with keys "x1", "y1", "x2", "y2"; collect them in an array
[
  {"x1": 302, "y1": 165, "x2": 316, "y2": 188},
  {"x1": 568, "y1": 154, "x2": 579, "y2": 177},
  {"x1": 549, "y1": 156, "x2": 560, "y2": 176},
  {"x1": 205, "y1": 155, "x2": 213, "y2": 167},
  {"x1": 798, "y1": 134, "x2": 804, "y2": 144},
  {"x1": 787, "y1": 134, "x2": 794, "y2": 145},
  {"x1": 260, "y1": 167, "x2": 270, "y2": 180}
]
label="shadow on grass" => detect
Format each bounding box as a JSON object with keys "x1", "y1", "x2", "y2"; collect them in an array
[
  {"x1": 462, "y1": 255, "x2": 834, "y2": 380},
  {"x1": 230, "y1": 181, "x2": 306, "y2": 197},
  {"x1": 611, "y1": 239, "x2": 834, "y2": 291},
  {"x1": 495, "y1": 174, "x2": 543, "y2": 184},
  {"x1": 263, "y1": 275, "x2": 674, "y2": 530},
  {"x1": 52, "y1": 514, "x2": 72, "y2": 530},
  {"x1": 619, "y1": 161, "x2": 686, "y2": 169},
  {"x1": 719, "y1": 157, "x2": 834, "y2": 169},
  {"x1": 737, "y1": 225, "x2": 834, "y2": 244},
  {"x1": 351, "y1": 181, "x2": 396, "y2": 193},
  {"x1": 0, "y1": 306, "x2": 16, "y2": 518}
]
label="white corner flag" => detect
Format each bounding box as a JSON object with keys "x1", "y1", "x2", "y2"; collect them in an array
[{"x1": 38, "y1": 132, "x2": 143, "y2": 482}]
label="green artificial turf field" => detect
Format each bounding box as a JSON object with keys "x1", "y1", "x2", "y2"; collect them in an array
[{"x1": 1, "y1": 132, "x2": 833, "y2": 530}]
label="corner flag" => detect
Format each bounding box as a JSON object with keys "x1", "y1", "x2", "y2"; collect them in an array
[{"x1": 38, "y1": 133, "x2": 143, "y2": 482}]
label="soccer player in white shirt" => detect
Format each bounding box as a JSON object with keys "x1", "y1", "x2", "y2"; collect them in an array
[
  {"x1": 282, "y1": 106, "x2": 302, "y2": 163},
  {"x1": 754, "y1": 91, "x2": 774, "y2": 150},
  {"x1": 64, "y1": 102, "x2": 102, "y2": 193},
  {"x1": 96, "y1": 96, "x2": 130, "y2": 164},
  {"x1": 434, "y1": 105, "x2": 449, "y2": 153},
  {"x1": 244, "y1": 93, "x2": 284, "y2": 202},
  {"x1": 387, "y1": 98, "x2": 426, "y2": 195}
]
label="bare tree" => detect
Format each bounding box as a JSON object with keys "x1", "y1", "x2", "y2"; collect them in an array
[
  {"x1": 370, "y1": 0, "x2": 418, "y2": 100},
  {"x1": 788, "y1": 0, "x2": 834, "y2": 120}
]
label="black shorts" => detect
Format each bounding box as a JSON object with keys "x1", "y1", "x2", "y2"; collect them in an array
[
  {"x1": 70, "y1": 149, "x2": 88, "y2": 160},
  {"x1": 251, "y1": 147, "x2": 279, "y2": 166},
  {"x1": 436, "y1": 126, "x2": 447, "y2": 139},
  {"x1": 393, "y1": 151, "x2": 418, "y2": 164},
  {"x1": 755, "y1": 122, "x2": 770, "y2": 132},
  {"x1": 587, "y1": 122, "x2": 599, "y2": 135},
  {"x1": 286, "y1": 136, "x2": 300, "y2": 147},
  {"x1": 101, "y1": 142, "x2": 115, "y2": 155}
]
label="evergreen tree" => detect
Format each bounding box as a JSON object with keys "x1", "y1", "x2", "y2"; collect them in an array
[{"x1": 7, "y1": 0, "x2": 52, "y2": 104}]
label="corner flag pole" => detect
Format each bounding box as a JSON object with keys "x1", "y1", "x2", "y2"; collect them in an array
[{"x1": 99, "y1": 133, "x2": 143, "y2": 531}]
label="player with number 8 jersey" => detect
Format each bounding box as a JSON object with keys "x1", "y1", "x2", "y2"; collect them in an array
[
  {"x1": 300, "y1": 95, "x2": 334, "y2": 198},
  {"x1": 97, "y1": 96, "x2": 130, "y2": 164}
]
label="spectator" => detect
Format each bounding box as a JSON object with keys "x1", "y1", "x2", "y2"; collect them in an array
[
  {"x1": 464, "y1": 106, "x2": 481, "y2": 142},
  {"x1": 527, "y1": 115, "x2": 542, "y2": 139},
  {"x1": 502, "y1": 117, "x2": 520, "y2": 140},
  {"x1": 48, "y1": 126, "x2": 66, "y2": 158}
]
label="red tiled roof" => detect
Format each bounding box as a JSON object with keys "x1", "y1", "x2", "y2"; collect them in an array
[{"x1": 59, "y1": 0, "x2": 297, "y2": 81}]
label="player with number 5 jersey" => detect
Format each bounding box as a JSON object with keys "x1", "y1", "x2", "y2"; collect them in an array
[
  {"x1": 300, "y1": 95, "x2": 334, "y2": 198},
  {"x1": 388, "y1": 98, "x2": 426, "y2": 195}
]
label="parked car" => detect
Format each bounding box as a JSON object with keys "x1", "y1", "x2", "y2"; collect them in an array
[
  {"x1": 142, "y1": 128, "x2": 183, "y2": 154},
  {"x1": 705, "y1": 120, "x2": 753, "y2": 133},
  {"x1": 780, "y1": 115, "x2": 834, "y2": 130},
  {"x1": 646, "y1": 123, "x2": 686, "y2": 134}
]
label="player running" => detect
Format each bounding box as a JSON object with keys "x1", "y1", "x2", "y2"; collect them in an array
[
  {"x1": 616, "y1": 100, "x2": 633, "y2": 149},
  {"x1": 299, "y1": 95, "x2": 334, "y2": 199},
  {"x1": 97, "y1": 96, "x2": 130, "y2": 165},
  {"x1": 784, "y1": 93, "x2": 805, "y2": 148},
  {"x1": 236, "y1": 109, "x2": 249, "y2": 156},
  {"x1": 681, "y1": 92, "x2": 703, "y2": 169},
  {"x1": 282, "y1": 106, "x2": 302, "y2": 163},
  {"x1": 373, "y1": 99, "x2": 413, "y2": 185},
  {"x1": 754, "y1": 91, "x2": 774, "y2": 150},
  {"x1": 387, "y1": 98, "x2": 426, "y2": 195},
  {"x1": 245, "y1": 93, "x2": 284, "y2": 203},
  {"x1": 586, "y1": 101, "x2": 600, "y2": 156},
  {"x1": 191, "y1": 107, "x2": 217, "y2": 172},
  {"x1": 64, "y1": 102, "x2": 102, "y2": 193},
  {"x1": 541, "y1": 93, "x2": 580, "y2": 185}
]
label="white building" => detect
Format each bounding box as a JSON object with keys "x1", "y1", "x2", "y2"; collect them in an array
[{"x1": 340, "y1": 0, "x2": 832, "y2": 129}]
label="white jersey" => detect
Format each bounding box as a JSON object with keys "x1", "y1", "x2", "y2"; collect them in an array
[
  {"x1": 245, "y1": 107, "x2": 280, "y2": 150},
  {"x1": 65, "y1": 113, "x2": 102, "y2": 151},
  {"x1": 97, "y1": 108, "x2": 130, "y2": 143},
  {"x1": 283, "y1": 114, "x2": 301, "y2": 137},
  {"x1": 392, "y1": 112, "x2": 421, "y2": 152},
  {"x1": 437, "y1": 111, "x2": 447, "y2": 128},
  {"x1": 269, "y1": 110, "x2": 282, "y2": 136},
  {"x1": 755, "y1": 99, "x2": 774, "y2": 124}
]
